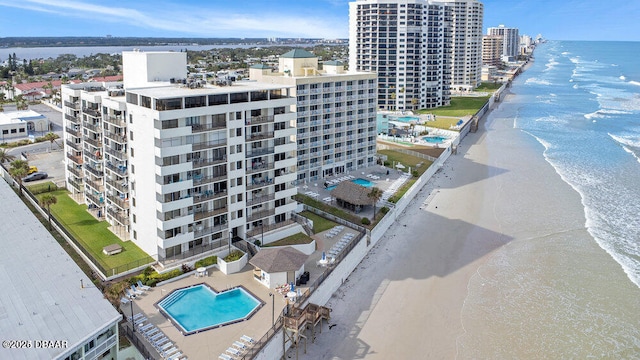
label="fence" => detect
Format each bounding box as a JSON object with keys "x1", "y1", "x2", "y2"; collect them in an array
[
  {"x1": 237, "y1": 312, "x2": 286, "y2": 360},
  {"x1": 120, "y1": 322, "x2": 160, "y2": 360}
]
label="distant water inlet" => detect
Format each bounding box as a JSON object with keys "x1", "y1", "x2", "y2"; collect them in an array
[{"x1": 157, "y1": 284, "x2": 263, "y2": 335}]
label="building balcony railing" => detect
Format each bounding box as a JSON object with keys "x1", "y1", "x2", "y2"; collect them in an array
[
  {"x1": 84, "y1": 137, "x2": 102, "y2": 149},
  {"x1": 83, "y1": 107, "x2": 101, "y2": 118},
  {"x1": 107, "y1": 208, "x2": 129, "y2": 226},
  {"x1": 84, "y1": 164, "x2": 104, "y2": 177},
  {"x1": 68, "y1": 178, "x2": 83, "y2": 192},
  {"x1": 192, "y1": 173, "x2": 227, "y2": 186},
  {"x1": 64, "y1": 100, "x2": 80, "y2": 109},
  {"x1": 192, "y1": 139, "x2": 226, "y2": 151},
  {"x1": 194, "y1": 206, "x2": 228, "y2": 221},
  {"x1": 107, "y1": 194, "x2": 130, "y2": 210},
  {"x1": 245, "y1": 147, "x2": 274, "y2": 159},
  {"x1": 246, "y1": 115, "x2": 274, "y2": 126},
  {"x1": 65, "y1": 127, "x2": 80, "y2": 137},
  {"x1": 245, "y1": 131, "x2": 274, "y2": 142},
  {"x1": 193, "y1": 190, "x2": 227, "y2": 204},
  {"x1": 106, "y1": 178, "x2": 129, "y2": 193},
  {"x1": 84, "y1": 150, "x2": 103, "y2": 162},
  {"x1": 194, "y1": 221, "x2": 228, "y2": 239},
  {"x1": 85, "y1": 178, "x2": 104, "y2": 192},
  {"x1": 247, "y1": 177, "x2": 274, "y2": 191},
  {"x1": 246, "y1": 208, "x2": 275, "y2": 222},
  {"x1": 105, "y1": 116, "x2": 126, "y2": 127},
  {"x1": 83, "y1": 121, "x2": 101, "y2": 134},
  {"x1": 64, "y1": 113, "x2": 79, "y2": 123},
  {"x1": 66, "y1": 153, "x2": 83, "y2": 165},
  {"x1": 67, "y1": 165, "x2": 83, "y2": 178},
  {"x1": 191, "y1": 122, "x2": 226, "y2": 133},
  {"x1": 105, "y1": 162, "x2": 127, "y2": 175},
  {"x1": 246, "y1": 161, "x2": 274, "y2": 174},
  {"x1": 192, "y1": 157, "x2": 226, "y2": 169},
  {"x1": 105, "y1": 147, "x2": 127, "y2": 161},
  {"x1": 85, "y1": 192, "x2": 104, "y2": 206},
  {"x1": 104, "y1": 131, "x2": 127, "y2": 144},
  {"x1": 246, "y1": 192, "x2": 275, "y2": 206},
  {"x1": 65, "y1": 140, "x2": 81, "y2": 151},
  {"x1": 246, "y1": 218, "x2": 295, "y2": 237}
]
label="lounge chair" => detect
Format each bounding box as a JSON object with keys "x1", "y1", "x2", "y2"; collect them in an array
[
  {"x1": 137, "y1": 280, "x2": 152, "y2": 291},
  {"x1": 120, "y1": 297, "x2": 130, "y2": 305},
  {"x1": 167, "y1": 352, "x2": 183, "y2": 360},
  {"x1": 124, "y1": 288, "x2": 137, "y2": 299},
  {"x1": 226, "y1": 347, "x2": 242, "y2": 356},
  {"x1": 138, "y1": 323, "x2": 154, "y2": 332},
  {"x1": 163, "y1": 347, "x2": 179, "y2": 358},
  {"x1": 144, "y1": 327, "x2": 160, "y2": 338},
  {"x1": 241, "y1": 335, "x2": 255, "y2": 343},
  {"x1": 130, "y1": 285, "x2": 144, "y2": 296},
  {"x1": 233, "y1": 340, "x2": 248, "y2": 349},
  {"x1": 219, "y1": 354, "x2": 233, "y2": 360}
]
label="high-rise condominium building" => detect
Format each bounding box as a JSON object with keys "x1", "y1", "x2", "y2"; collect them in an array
[
  {"x1": 349, "y1": 0, "x2": 483, "y2": 110},
  {"x1": 482, "y1": 35, "x2": 503, "y2": 67},
  {"x1": 250, "y1": 49, "x2": 378, "y2": 183},
  {"x1": 62, "y1": 51, "x2": 299, "y2": 265},
  {"x1": 488, "y1": 24, "x2": 519, "y2": 59}
]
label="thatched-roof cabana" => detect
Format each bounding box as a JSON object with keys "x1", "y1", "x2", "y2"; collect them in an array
[{"x1": 330, "y1": 181, "x2": 374, "y2": 213}]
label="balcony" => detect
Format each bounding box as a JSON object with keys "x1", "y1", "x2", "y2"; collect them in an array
[
  {"x1": 104, "y1": 131, "x2": 127, "y2": 144},
  {"x1": 191, "y1": 122, "x2": 226, "y2": 133},
  {"x1": 84, "y1": 164, "x2": 104, "y2": 177},
  {"x1": 245, "y1": 147, "x2": 274, "y2": 159},
  {"x1": 106, "y1": 178, "x2": 128, "y2": 193},
  {"x1": 85, "y1": 192, "x2": 103, "y2": 206},
  {"x1": 194, "y1": 206, "x2": 228, "y2": 221},
  {"x1": 192, "y1": 139, "x2": 226, "y2": 151},
  {"x1": 105, "y1": 147, "x2": 127, "y2": 161},
  {"x1": 83, "y1": 121, "x2": 101, "y2": 134},
  {"x1": 105, "y1": 162, "x2": 127, "y2": 175},
  {"x1": 67, "y1": 165, "x2": 83, "y2": 178},
  {"x1": 193, "y1": 190, "x2": 227, "y2": 204},
  {"x1": 65, "y1": 140, "x2": 81, "y2": 151},
  {"x1": 107, "y1": 194, "x2": 130, "y2": 210},
  {"x1": 85, "y1": 178, "x2": 104, "y2": 192},
  {"x1": 246, "y1": 192, "x2": 275, "y2": 206},
  {"x1": 192, "y1": 173, "x2": 227, "y2": 186},
  {"x1": 194, "y1": 221, "x2": 228, "y2": 238},
  {"x1": 245, "y1": 130, "x2": 274, "y2": 142},
  {"x1": 84, "y1": 137, "x2": 102, "y2": 149},
  {"x1": 246, "y1": 218, "x2": 295, "y2": 237},
  {"x1": 105, "y1": 116, "x2": 126, "y2": 127},
  {"x1": 247, "y1": 208, "x2": 275, "y2": 222},
  {"x1": 84, "y1": 150, "x2": 103, "y2": 162},
  {"x1": 246, "y1": 161, "x2": 274, "y2": 174},
  {"x1": 66, "y1": 153, "x2": 83, "y2": 165},
  {"x1": 83, "y1": 107, "x2": 101, "y2": 118},
  {"x1": 65, "y1": 127, "x2": 80, "y2": 137},
  {"x1": 68, "y1": 179, "x2": 83, "y2": 192},
  {"x1": 246, "y1": 115, "x2": 274, "y2": 126},
  {"x1": 107, "y1": 208, "x2": 129, "y2": 226},
  {"x1": 64, "y1": 100, "x2": 80, "y2": 109},
  {"x1": 65, "y1": 113, "x2": 79, "y2": 123},
  {"x1": 192, "y1": 156, "x2": 226, "y2": 169}
]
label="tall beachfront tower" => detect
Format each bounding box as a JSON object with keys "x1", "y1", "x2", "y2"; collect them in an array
[
  {"x1": 349, "y1": 0, "x2": 452, "y2": 111},
  {"x1": 63, "y1": 51, "x2": 300, "y2": 265},
  {"x1": 482, "y1": 35, "x2": 503, "y2": 67},
  {"x1": 250, "y1": 49, "x2": 378, "y2": 183},
  {"x1": 442, "y1": 0, "x2": 484, "y2": 92},
  {"x1": 488, "y1": 24, "x2": 519, "y2": 60}
]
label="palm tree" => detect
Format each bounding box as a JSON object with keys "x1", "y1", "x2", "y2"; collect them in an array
[
  {"x1": 367, "y1": 187, "x2": 384, "y2": 220},
  {"x1": 9, "y1": 159, "x2": 29, "y2": 195},
  {"x1": 40, "y1": 193, "x2": 58, "y2": 230},
  {"x1": 43, "y1": 132, "x2": 60, "y2": 151},
  {"x1": 0, "y1": 148, "x2": 15, "y2": 164}
]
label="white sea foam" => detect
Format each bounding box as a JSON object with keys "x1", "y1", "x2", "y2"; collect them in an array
[
  {"x1": 619, "y1": 75, "x2": 626, "y2": 81},
  {"x1": 525, "y1": 77, "x2": 551, "y2": 86},
  {"x1": 561, "y1": 51, "x2": 570, "y2": 56},
  {"x1": 629, "y1": 80, "x2": 640, "y2": 87},
  {"x1": 585, "y1": 109, "x2": 632, "y2": 120},
  {"x1": 609, "y1": 133, "x2": 640, "y2": 149}
]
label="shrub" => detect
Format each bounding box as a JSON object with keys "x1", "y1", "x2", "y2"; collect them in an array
[
  {"x1": 361, "y1": 217, "x2": 371, "y2": 225},
  {"x1": 224, "y1": 250, "x2": 244, "y2": 262},
  {"x1": 412, "y1": 170, "x2": 419, "y2": 177},
  {"x1": 383, "y1": 161, "x2": 390, "y2": 166},
  {"x1": 381, "y1": 206, "x2": 390, "y2": 214},
  {"x1": 253, "y1": 239, "x2": 261, "y2": 246},
  {"x1": 148, "y1": 268, "x2": 183, "y2": 283},
  {"x1": 143, "y1": 266, "x2": 154, "y2": 277},
  {"x1": 28, "y1": 182, "x2": 58, "y2": 195},
  {"x1": 181, "y1": 263, "x2": 193, "y2": 273},
  {"x1": 194, "y1": 255, "x2": 217, "y2": 268}
]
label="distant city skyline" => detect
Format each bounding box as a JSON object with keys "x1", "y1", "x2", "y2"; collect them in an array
[{"x1": 0, "y1": 0, "x2": 638, "y2": 41}]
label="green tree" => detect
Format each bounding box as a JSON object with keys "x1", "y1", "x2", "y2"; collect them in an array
[
  {"x1": 0, "y1": 148, "x2": 15, "y2": 163},
  {"x1": 40, "y1": 193, "x2": 58, "y2": 230},
  {"x1": 367, "y1": 187, "x2": 384, "y2": 220},
  {"x1": 43, "y1": 132, "x2": 59, "y2": 151},
  {"x1": 9, "y1": 159, "x2": 29, "y2": 195}
]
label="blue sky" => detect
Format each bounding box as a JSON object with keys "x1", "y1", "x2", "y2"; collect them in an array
[{"x1": 0, "y1": 0, "x2": 638, "y2": 41}]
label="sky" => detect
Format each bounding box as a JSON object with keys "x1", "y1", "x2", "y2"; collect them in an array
[{"x1": 0, "y1": 0, "x2": 639, "y2": 41}]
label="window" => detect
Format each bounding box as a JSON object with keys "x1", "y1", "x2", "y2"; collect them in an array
[
  {"x1": 236, "y1": 161, "x2": 242, "y2": 169},
  {"x1": 133, "y1": 214, "x2": 136, "y2": 223},
  {"x1": 237, "y1": 193, "x2": 243, "y2": 201},
  {"x1": 132, "y1": 197, "x2": 136, "y2": 207},
  {"x1": 156, "y1": 98, "x2": 182, "y2": 111},
  {"x1": 126, "y1": 92, "x2": 138, "y2": 105},
  {"x1": 162, "y1": 119, "x2": 178, "y2": 129},
  {"x1": 133, "y1": 230, "x2": 137, "y2": 240},
  {"x1": 230, "y1": 92, "x2": 249, "y2": 104},
  {"x1": 236, "y1": 128, "x2": 242, "y2": 136},
  {"x1": 237, "y1": 209, "x2": 243, "y2": 218},
  {"x1": 130, "y1": 148, "x2": 134, "y2": 157},
  {"x1": 131, "y1": 164, "x2": 135, "y2": 174},
  {"x1": 129, "y1": 131, "x2": 134, "y2": 141},
  {"x1": 185, "y1": 96, "x2": 206, "y2": 108},
  {"x1": 209, "y1": 94, "x2": 228, "y2": 105},
  {"x1": 141, "y1": 96, "x2": 151, "y2": 108}
]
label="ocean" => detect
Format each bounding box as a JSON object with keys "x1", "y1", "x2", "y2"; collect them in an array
[{"x1": 458, "y1": 41, "x2": 640, "y2": 357}]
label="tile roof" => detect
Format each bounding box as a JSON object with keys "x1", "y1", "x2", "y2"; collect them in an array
[
  {"x1": 249, "y1": 246, "x2": 308, "y2": 273},
  {"x1": 280, "y1": 49, "x2": 316, "y2": 59}
]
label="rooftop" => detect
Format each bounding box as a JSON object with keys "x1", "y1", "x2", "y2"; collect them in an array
[
  {"x1": 0, "y1": 110, "x2": 46, "y2": 125},
  {"x1": 0, "y1": 179, "x2": 121, "y2": 360},
  {"x1": 280, "y1": 49, "x2": 316, "y2": 59},
  {"x1": 127, "y1": 80, "x2": 293, "y2": 99},
  {"x1": 249, "y1": 246, "x2": 308, "y2": 273}
]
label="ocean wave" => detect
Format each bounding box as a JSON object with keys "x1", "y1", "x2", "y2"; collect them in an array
[
  {"x1": 619, "y1": 75, "x2": 626, "y2": 81},
  {"x1": 525, "y1": 77, "x2": 552, "y2": 86},
  {"x1": 585, "y1": 109, "x2": 633, "y2": 120},
  {"x1": 544, "y1": 59, "x2": 559, "y2": 71},
  {"x1": 609, "y1": 133, "x2": 640, "y2": 149},
  {"x1": 561, "y1": 51, "x2": 570, "y2": 55},
  {"x1": 629, "y1": 81, "x2": 640, "y2": 87}
]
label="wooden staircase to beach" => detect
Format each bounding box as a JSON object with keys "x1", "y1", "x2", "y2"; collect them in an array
[{"x1": 282, "y1": 303, "x2": 331, "y2": 359}]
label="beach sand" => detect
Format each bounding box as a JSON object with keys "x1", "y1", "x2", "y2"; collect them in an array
[{"x1": 299, "y1": 89, "x2": 640, "y2": 359}]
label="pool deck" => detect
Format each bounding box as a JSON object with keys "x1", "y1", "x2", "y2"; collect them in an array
[{"x1": 125, "y1": 222, "x2": 368, "y2": 360}]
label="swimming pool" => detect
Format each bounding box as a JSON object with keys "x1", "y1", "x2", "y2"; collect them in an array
[
  {"x1": 326, "y1": 178, "x2": 374, "y2": 191},
  {"x1": 157, "y1": 284, "x2": 262, "y2": 335},
  {"x1": 422, "y1": 135, "x2": 449, "y2": 144},
  {"x1": 396, "y1": 116, "x2": 420, "y2": 122}
]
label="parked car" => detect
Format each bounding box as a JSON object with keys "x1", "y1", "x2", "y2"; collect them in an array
[
  {"x1": 28, "y1": 166, "x2": 38, "y2": 174},
  {"x1": 23, "y1": 172, "x2": 48, "y2": 182}
]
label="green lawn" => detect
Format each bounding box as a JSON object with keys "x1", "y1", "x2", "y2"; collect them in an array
[
  {"x1": 475, "y1": 82, "x2": 503, "y2": 92},
  {"x1": 378, "y1": 149, "x2": 432, "y2": 176},
  {"x1": 265, "y1": 232, "x2": 314, "y2": 247},
  {"x1": 416, "y1": 96, "x2": 490, "y2": 118},
  {"x1": 299, "y1": 211, "x2": 338, "y2": 233},
  {"x1": 35, "y1": 189, "x2": 153, "y2": 272}
]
